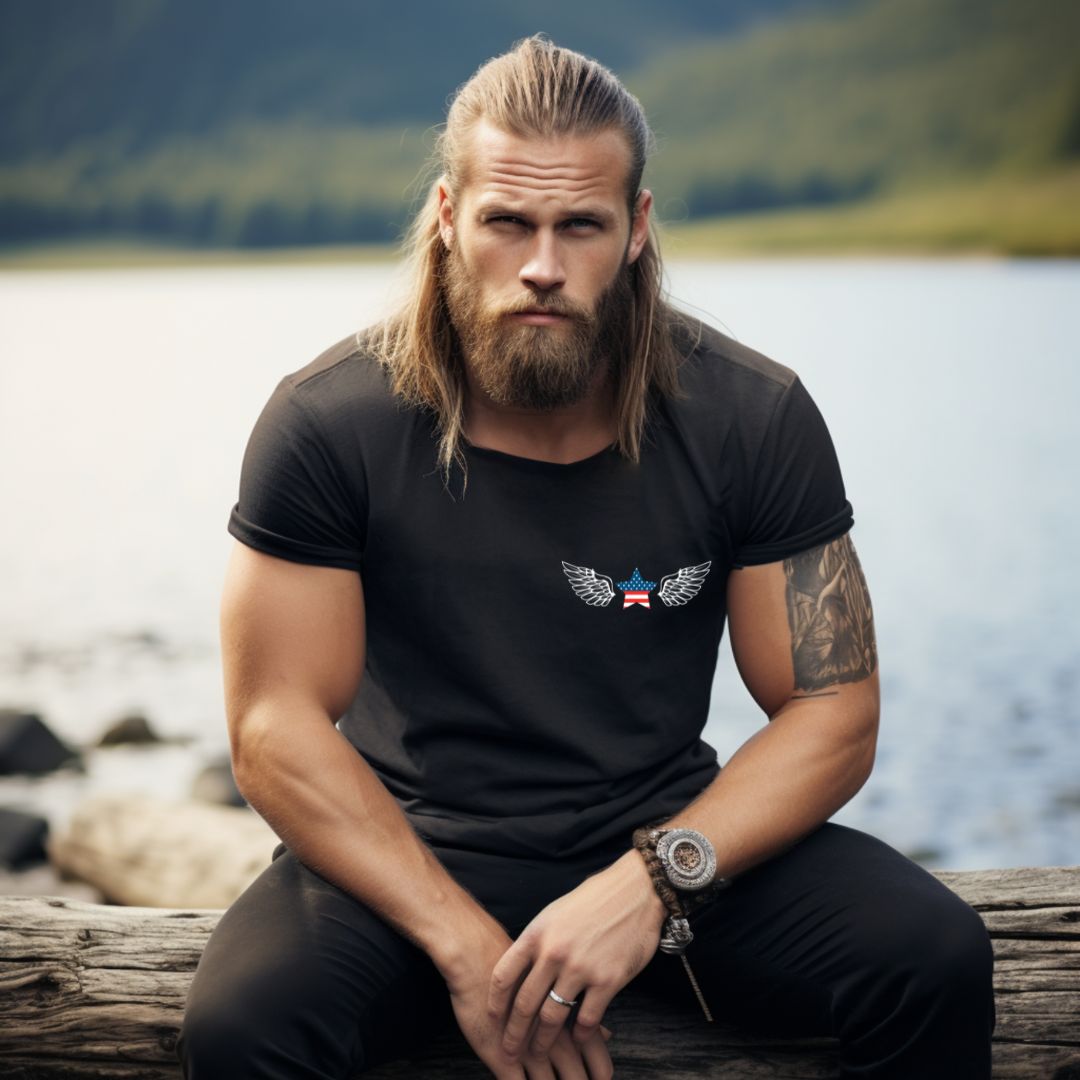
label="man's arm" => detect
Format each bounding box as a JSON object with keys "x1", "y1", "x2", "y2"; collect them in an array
[
  {"x1": 660, "y1": 529, "x2": 879, "y2": 878},
  {"x1": 490, "y1": 531, "x2": 879, "y2": 1056},
  {"x1": 221, "y1": 541, "x2": 613, "y2": 1079}
]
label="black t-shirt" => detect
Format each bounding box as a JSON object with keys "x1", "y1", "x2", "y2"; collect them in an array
[{"x1": 227, "y1": 318, "x2": 854, "y2": 860}]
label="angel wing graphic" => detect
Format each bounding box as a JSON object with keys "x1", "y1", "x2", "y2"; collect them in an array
[
  {"x1": 657, "y1": 561, "x2": 712, "y2": 607},
  {"x1": 561, "y1": 562, "x2": 615, "y2": 607},
  {"x1": 562, "y1": 560, "x2": 712, "y2": 609}
]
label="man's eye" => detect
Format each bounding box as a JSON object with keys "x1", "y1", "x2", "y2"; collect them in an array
[
  {"x1": 488, "y1": 215, "x2": 525, "y2": 226},
  {"x1": 565, "y1": 218, "x2": 600, "y2": 231}
]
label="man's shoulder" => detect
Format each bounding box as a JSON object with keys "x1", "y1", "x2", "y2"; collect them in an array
[
  {"x1": 257, "y1": 326, "x2": 430, "y2": 467},
  {"x1": 665, "y1": 315, "x2": 801, "y2": 441},
  {"x1": 281, "y1": 328, "x2": 388, "y2": 400},
  {"x1": 275, "y1": 325, "x2": 418, "y2": 429},
  {"x1": 673, "y1": 315, "x2": 798, "y2": 396}
]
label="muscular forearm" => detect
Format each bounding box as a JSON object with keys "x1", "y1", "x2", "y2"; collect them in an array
[
  {"x1": 658, "y1": 692, "x2": 878, "y2": 883},
  {"x1": 233, "y1": 699, "x2": 503, "y2": 980}
]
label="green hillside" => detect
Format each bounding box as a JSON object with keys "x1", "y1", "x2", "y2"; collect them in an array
[
  {"x1": 0, "y1": 0, "x2": 832, "y2": 155},
  {"x1": 633, "y1": 0, "x2": 1080, "y2": 213},
  {"x1": 1, "y1": 0, "x2": 1077, "y2": 254},
  {"x1": 663, "y1": 165, "x2": 1080, "y2": 258}
]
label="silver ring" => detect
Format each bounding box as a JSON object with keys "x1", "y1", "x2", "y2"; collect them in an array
[{"x1": 548, "y1": 989, "x2": 579, "y2": 1007}]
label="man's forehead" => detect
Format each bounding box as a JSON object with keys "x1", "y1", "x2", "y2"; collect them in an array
[{"x1": 457, "y1": 120, "x2": 633, "y2": 207}]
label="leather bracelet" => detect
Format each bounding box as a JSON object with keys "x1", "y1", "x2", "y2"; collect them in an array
[{"x1": 633, "y1": 827, "x2": 688, "y2": 920}]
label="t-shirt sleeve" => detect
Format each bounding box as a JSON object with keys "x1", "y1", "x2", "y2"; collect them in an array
[
  {"x1": 226, "y1": 377, "x2": 365, "y2": 571},
  {"x1": 732, "y1": 375, "x2": 854, "y2": 567}
]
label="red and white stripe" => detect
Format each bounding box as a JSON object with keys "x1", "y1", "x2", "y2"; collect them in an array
[{"x1": 623, "y1": 592, "x2": 651, "y2": 609}]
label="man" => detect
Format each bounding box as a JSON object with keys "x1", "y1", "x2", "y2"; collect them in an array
[{"x1": 178, "y1": 35, "x2": 995, "y2": 1079}]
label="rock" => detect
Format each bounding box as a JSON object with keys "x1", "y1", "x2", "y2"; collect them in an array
[
  {"x1": 0, "y1": 807, "x2": 49, "y2": 868},
  {"x1": 96, "y1": 713, "x2": 163, "y2": 747},
  {"x1": 190, "y1": 754, "x2": 246, "y2": 807},
  {"x1": 47, "y1": 793, "x2": 279, "y2": 907},
  {"x1": 0, "y1": 708, "x2": 82, "y2": 775}
]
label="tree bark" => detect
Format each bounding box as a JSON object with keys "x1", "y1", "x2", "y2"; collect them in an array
[{"x1": 1, "y1": 865, "x2": 1078, "y2": 1078}]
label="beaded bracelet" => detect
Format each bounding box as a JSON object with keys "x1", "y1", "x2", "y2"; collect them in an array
[{"x1": 633, "y1": 826, "x2": 689, "y2": 919}]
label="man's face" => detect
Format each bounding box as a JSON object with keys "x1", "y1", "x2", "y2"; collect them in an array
[{"x1": 438, "y1": 120, "x2": 652, "y2": 411}]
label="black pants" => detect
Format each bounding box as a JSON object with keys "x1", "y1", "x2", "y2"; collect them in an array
[{"x1": 176, "y1": 821, "x2": 996, "y2": 1078}]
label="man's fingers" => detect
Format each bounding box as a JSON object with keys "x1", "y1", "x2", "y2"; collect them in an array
[
  {"x1": 500, "y1": 959, "x2": 561, "y2": 1057},
  {"x1": 571, "y1": 985, "x2": 616, "y2": 1045},
  {"x1": 600, "y1": 1024, "x2": 613, "y2": 1041},
  {"x1": 520, "y1": 1059, "x2": 556, "y2": 1080},
  {"x1": 488, "y1": 1056, "x2": 528, "y2": 1080},
  {"x1": 580, "y1": 1027, "x2": 615, "y2": 1080},
  {"x1": 527, "y1": 984, "x2": 585, "y2": 1057},
  {"x1": 468, "y1": 1022, "x2": 529, "y2": 1080},
  {"x1": 488, "y1": 942, "x2": 533, "y2": 1021},
  {"x1": 545, "y1": 1033, "x2": 590, "y2": 1080}
]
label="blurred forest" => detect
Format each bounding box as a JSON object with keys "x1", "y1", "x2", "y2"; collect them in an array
[{"x1": 0, "y1": 0, "x2": 1077, "y2": 253}]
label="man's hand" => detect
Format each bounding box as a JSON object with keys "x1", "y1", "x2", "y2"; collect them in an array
[
  {"x1": 446, "y1": 919, "x2": 615, "y2": 1078},
  {"x1": 488, "y1": 849, "x2": 667, "y2": 1062}
]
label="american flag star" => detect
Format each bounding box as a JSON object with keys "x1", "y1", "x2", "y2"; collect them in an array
[
  {"x1": 563, "y1": 560, "x2": 711, "y2": 610},
  {"x1": 616, "y1": 567, "x2": 656, "y2": 609}
]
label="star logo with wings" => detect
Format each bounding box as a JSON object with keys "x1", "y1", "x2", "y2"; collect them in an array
[{"x1": 561, "y1": 561, "x2": 711, "y2": 609}]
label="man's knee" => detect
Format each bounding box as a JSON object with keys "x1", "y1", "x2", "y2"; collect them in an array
[
  {"x1": 913, "y1": 894, "x2": 995, "y2": 1024},
  {"x1": 852, "y1": 886, "x2": 995, "y2": 1010}
]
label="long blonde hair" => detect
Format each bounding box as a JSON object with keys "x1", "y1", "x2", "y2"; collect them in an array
[{"x1": 366, "y1": 34, "x2": 691, "y2": 489}]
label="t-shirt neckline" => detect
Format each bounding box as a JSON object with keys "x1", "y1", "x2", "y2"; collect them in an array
[{"x1": 461, "y1": 435, "x2": 619, "y2": 474}]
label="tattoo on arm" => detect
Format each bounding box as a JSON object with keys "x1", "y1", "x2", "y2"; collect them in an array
[{"x1": 784, "y1": 533, "x2": 878, "y2": 691}]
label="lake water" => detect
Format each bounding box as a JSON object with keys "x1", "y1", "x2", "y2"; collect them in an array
[{"x1": 1, "y1": 255, "x2": 1077, "y2": 874}]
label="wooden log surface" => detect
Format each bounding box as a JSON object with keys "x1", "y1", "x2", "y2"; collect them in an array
[{"x1": 0, "y1": 865, "x2": 1079, "y2": 1078}]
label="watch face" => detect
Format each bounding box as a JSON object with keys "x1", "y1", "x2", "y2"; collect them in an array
[{"x1": 657, "y1": 828, "x2": 717, "y2": 891}]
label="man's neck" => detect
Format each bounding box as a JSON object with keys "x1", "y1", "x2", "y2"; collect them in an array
[{"x1": 462, "y1": 368, "x2": 618, "y2": 465}]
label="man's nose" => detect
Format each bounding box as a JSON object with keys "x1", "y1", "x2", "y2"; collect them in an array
[{"x1": 519, "y1": 231, "x2": 566, "y2": 292}]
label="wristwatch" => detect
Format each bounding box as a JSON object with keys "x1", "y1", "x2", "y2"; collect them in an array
[
  {"x1": 631, "y1": 824, "x2": 730, "y2": 1020},
  {"x1": 653, "y1": 827, "x2": 724, "y2": 892},
  {"x1": 639, "y1": 820, "x2": 734, "y2": 898}
]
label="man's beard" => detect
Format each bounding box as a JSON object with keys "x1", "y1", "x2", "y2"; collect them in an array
[{"x1": 442, "y1": 245, "x2": 635, "y2": 411}]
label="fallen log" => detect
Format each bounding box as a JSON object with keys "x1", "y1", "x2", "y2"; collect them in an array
[{"x1": 0, "y1": 865, "x2": 1078, "y2": 1078}]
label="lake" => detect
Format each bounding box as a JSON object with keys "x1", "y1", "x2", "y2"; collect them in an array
[{"x1": 1, "y1": 255, "x2": 1077, "y2": 873}]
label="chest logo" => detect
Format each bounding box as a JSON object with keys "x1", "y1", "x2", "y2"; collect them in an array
[{"x1": 561, "y1": 562, "x2": 711, "y2": 610}]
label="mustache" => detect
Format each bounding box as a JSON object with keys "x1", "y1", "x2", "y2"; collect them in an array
[{"x1": 500, "y1": 295, "x2": 591, "y2": 320}]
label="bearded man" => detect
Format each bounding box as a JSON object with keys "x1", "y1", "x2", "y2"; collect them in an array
[{"x1": 177, "y1": 35, "x2": 996, "y2": 1080}]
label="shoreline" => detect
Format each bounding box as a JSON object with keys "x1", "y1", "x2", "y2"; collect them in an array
[
  {"x1": 4, "y1": 169, "x2": 1078, "y2": 270},
  {"x1": 0, "y1": 242, "x2": 1068, "y2": 274}
]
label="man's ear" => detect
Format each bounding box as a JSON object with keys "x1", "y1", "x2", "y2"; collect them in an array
[
  {"x1": 437, "y1": 178, "x2": 454, "y2": 249},
  {"x1": 627, "y1": 189, "x2": 653, "y2": 265}
]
